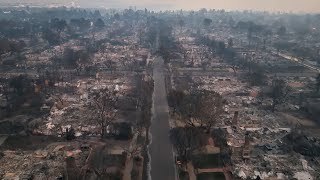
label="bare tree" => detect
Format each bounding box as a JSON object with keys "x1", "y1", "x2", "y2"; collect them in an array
[
  {"x1": 167, "y1": 90, "x2": 185, "y2": 113},
  {"x1": 227, "y1": 38, "x2": 233, "y2": 48},
  {"x1": 135, "y1": 105, "x2": 151, "y2": 140},
  {"x1": 248, "y1": 71, "x2": 268, "y2": 86},
  {"x1": 178, "y1": 90, "x2": 224, "y2": 131},
  {"x1": 91, "y1": 88, "x2": 118, "y2": 138},
  {"x1": 123, "y1": 143, "x2": 142, "y2": 158},
  {"x1": 203, "y1": 18, "x2": 212, "y2": 28},
  {"x1": 178, "y1": 19, "x2": 185, "y2": 32},
  {"x1": 136, "y1": 76, "x2": 154, "y2": 143},
  {"x1": 270, "y1": 78, "x2": 291, "y2": 112},
  {"x1": 170, "y1": 127, "x2": 204, "y2": 163}
]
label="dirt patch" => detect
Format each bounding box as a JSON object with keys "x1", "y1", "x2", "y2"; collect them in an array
[
  {"x1": 288, "y1": 82, "x2": 304, "y2": 88},
  {"x1": 282, "y1": 132, "x2": 320, "y2": 157},
  {"x1": 0, "y1": 135, "x2": 63, "y2": 151},
  {"x1": 277, "y1": 112, "x2": 317, "y2": 127}
]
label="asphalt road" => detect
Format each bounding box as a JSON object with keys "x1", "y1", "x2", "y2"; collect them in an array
[
  {"x1": 149, "y1": 57, "x2": 176, "y2": 180},
  {"x1": 274, "y1": 51, "x2": 320, "y2": 73}
]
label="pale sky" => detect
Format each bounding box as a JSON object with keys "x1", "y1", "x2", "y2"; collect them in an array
[
  {"x1": 1, "y1": 0, "x2": 320, "y2": 12},
  {"x1": 125, "y1": 0, "x2": 320, "y2": 12}
]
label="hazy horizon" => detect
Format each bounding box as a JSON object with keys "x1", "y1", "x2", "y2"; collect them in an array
[{"x1": 0, "y1": 0, "x2": 320, "y2": 13}]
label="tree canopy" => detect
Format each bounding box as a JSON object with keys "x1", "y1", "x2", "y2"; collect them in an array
[{"x1": 177, "y1": 90, "x2": 224, "y2": 130}]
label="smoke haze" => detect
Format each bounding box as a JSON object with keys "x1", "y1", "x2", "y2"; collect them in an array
[{"x1": 0, "y1": 0, "x2": 320, "y2": 12}]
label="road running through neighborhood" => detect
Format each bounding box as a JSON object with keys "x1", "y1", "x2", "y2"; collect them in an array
[{"x1": 149, "y1": 56, "x2": 176, "y2": 180}]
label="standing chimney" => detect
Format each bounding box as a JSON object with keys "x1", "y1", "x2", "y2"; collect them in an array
[
  {"x1": 242, "y1": 133, "x2": 251, "y2": 160},
  {"x1": 232, "y1": 111, "x2": 239, "y2": 126},
  {"x1": 66, "y1": 157, "x2": 79, "y2": 180}
]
